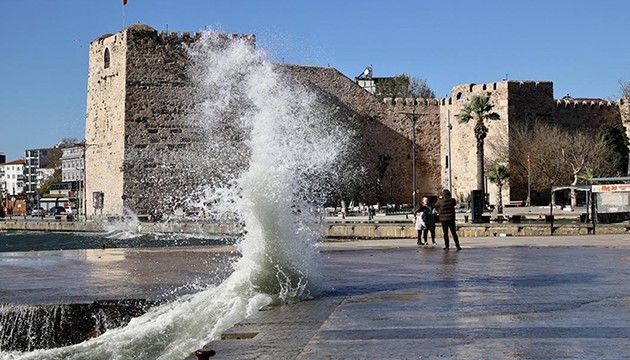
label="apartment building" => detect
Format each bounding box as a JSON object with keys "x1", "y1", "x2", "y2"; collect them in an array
[
  {"x1": 0, "y1": 159, "x2": 25, "y2": 195},
  {"x1": 23, "y1": 148, "x2": 51, "y2": 194}
]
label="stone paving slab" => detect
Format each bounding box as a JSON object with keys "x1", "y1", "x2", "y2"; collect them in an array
[{"x1": 203, "y1": 235, "x2": 630, "y2": 359}]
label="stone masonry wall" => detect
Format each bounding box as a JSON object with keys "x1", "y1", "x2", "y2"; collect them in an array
[
  {"x1": 382, "y1": 99, "x2": 441, "y2": 204},
  {"x1": 85, "y1": 31, "x2": 127, "y2": 217},
  {"x1": 87, "y1": 24, "x2": 256, "y2": 217},
  {"x1": 122, "y1": 25, "x2": 201, "y2": 217},
  {"x1": 281, "y1": 65, "x2": 442, "y2": 206},
  {"x1": 439, "y1": 82, "x2": 511, "y2": 206},
  {"x1": 552, "y1": 99, "x2": 620, "y2": 128}
]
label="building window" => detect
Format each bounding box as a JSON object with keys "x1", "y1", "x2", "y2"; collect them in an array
[{"x1": 104, "y1": 48, "x2": 111, "y2": 69}]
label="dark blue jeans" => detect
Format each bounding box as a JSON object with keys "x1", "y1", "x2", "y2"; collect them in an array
[
  {"x1": 422, "y1": 227, "x2": 435, "y2": 243},
  {"x1": 441, "y1": 220, "x2": 460, "y2": 248}
]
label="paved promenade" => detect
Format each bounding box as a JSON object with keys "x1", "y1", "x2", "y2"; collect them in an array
[{"x1": 201, "y1": 234, "x2": 630, "y2": 359}]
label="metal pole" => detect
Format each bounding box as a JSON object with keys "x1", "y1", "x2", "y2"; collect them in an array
[
  {"x1": 528, "y1": 153, "x2": 531, "y2": 212},
  {"x1": 400, "y1": 110, "x2": 425, "y2": 212},
  {"x1": 412, "y1": 108, "x2": 417, "y2": 211},
  {"x1": 390, "y1": 175, "x2": 393, "y2": 204},
  {"x1": 83, "y1": 146, "x2": 87, "y2": 221},
  {"x1": 447, "y1": 109, "x2": 452, "y2": 194},
  {"x1": 549, "y1": 189, "x2": 554, "y2": 236}
]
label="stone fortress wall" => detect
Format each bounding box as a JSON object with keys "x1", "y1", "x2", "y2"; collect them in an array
[
  {"x1": 86, "y1": 24, "x2": 256, "y2": 216},
  {"x1": 85, "y1": 24, "x2": 629, "y2": 217},
  {"x1": 431, "y1": 80, "x2": 624, "y2": 206},
  {"x1": 85, "y1": 29, "x2": 128, "y2": 216}
]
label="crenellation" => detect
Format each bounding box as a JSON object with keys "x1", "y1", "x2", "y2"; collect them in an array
[
  {"x1": 384, "y1": 97, "x2": 442, "y2": 108},
  {"x1": 554, "y1": 99, "x2": 619, "y2": 110}
]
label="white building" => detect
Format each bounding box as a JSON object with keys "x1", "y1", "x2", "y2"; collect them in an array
[
  {"x1": 0, "y1": 159, "x2": 25, "y2": 196},
  {"x1": 61, "y1": 145, "x2": 85, "y2": 183}
]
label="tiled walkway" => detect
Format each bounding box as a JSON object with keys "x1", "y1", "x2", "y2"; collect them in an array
[{"x1": 202, "y1": 235, "x2": 630, "y2": 359}]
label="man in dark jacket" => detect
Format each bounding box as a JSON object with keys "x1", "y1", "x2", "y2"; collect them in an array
[{"x1": 435, "y1": 189, "x2": 461, "y2": 250}]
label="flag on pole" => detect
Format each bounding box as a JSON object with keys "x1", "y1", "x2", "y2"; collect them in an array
[{"x1": 122, "y1": 0, "x2": 127, "y2": 29}]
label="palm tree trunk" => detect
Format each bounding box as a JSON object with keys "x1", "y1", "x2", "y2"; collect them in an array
[
  {"x1": 474, "y1": 121, "x2": 487, "y2": 197},
  {"x1": 477, "y1": 140, "x2": 485, "y2": 193},
  {"x1": 497, "y1": 183, "x2": 503, "y2": 214}
]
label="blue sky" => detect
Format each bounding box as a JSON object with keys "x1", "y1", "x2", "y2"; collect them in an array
[{"x1": 1, "y1": 0, "x2": 629, "y2": 161}]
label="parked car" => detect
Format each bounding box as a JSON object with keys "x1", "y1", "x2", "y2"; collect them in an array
[
  {"x1": 31, "y1": 207, "x2": 46, "y2": 217},
  {"x1": 49, "y1": 206, "x2": 67, "y2": 215}
]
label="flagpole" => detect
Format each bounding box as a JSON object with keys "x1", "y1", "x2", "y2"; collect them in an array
[{"x1": 122, "y1": 1, "x2": 126, "y2": 29}]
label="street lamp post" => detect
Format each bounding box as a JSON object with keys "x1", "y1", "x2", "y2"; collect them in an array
[
  {"x1": 401, "y1": 108, "x2": 423, "y2": 212},
  {"x1": 447, "y1": 109, "x2": 453, "y2": 194},
  {"x1": 389, "y1": 175, "x2": 393, "y2": 204},
  {"x1": 527, "y1": 153, "x2": 531, "y2": 212}
]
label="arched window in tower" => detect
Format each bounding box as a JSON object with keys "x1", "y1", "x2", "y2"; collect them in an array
[{"x1": 104, "y1": 48, "x2": 111, "y2": 69}]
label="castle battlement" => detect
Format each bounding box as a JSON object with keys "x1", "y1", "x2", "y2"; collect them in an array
[
  {"x1": 554, "y1": 99, "x2": 619, "y2": 110},
  {"x1": 383, "y1": 97, "x2": 441, "y2": 107},
  {"x1": 157, "y1": 30, "x2": 256, "y2": 45},
  {"x1": 158, "y1": 31, "x2": 202, "y2": 42},
  {"x1": 450, "y1": 80, "x2": 553, "y2": 99},
  {"x1": 91, "y1": 24, "x2": 255, "y2": 47}
]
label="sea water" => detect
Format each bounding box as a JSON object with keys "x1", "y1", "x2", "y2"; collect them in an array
[{"x1": 0, "y1": 30, "x2": 350, "y2": 359}]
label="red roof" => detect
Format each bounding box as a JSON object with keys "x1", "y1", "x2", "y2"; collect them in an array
[{"x1": 1, "y1": 159, "x2": 25, "y2": 165}]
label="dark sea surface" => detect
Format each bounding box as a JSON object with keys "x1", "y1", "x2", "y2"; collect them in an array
[{"x1": 0, "y1": 231, "x2": 239, "y2": 304}]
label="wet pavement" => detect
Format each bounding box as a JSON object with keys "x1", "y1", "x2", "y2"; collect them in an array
[{"x1": 203, "y1": 234, "x2": 630, "y2": 359}]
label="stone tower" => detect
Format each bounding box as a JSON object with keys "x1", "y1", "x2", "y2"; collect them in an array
[
  {"x1": 440, "y1": 80, "x2": 623, "y2": 206},
  {"x1": 85, "y1": 24, "x2": 254, "y2": 218}
]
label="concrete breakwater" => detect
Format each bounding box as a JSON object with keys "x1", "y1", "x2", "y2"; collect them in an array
[
  {"x1": 1, "y1": 217, "x2": 630, "y2": 237},
  {"x1": 0, "y1": 300, "x2": 158, "y2": 352}
]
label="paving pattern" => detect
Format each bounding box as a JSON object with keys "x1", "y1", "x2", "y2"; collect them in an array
[{"x1": 202, "y1": 235, "x2": 630, "y2": 359}]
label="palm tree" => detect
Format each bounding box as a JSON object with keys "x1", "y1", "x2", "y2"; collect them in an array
[
  {"x1": 487, "y1": 164, "x2": 509, "y2": 214},
  {"x1": 578, "y1": 168, "x2": 602, "y2": 184},
  {"x1": 457, "y1": 94, "x2": 501, "y2": 203}
]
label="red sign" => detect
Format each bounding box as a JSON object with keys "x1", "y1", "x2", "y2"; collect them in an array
[{"x1": 591, "y1": 184, "x2": 630, "y2": 193}]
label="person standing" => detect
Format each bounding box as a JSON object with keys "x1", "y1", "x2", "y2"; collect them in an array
[
  {"x1": 420, "y1": 197, "x2": 436, "y2": 245},
  {"x1": 414, "y1": 204, "x2": 426, "y2": 246},
  {"x1": 435, "y1": 189, "x2": 461, "y2": 250}
]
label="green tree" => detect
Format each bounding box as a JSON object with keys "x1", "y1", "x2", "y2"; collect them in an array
[
  {"x1": 486, "y1": 164, "x2": 509, "y2": 214},
  {"x1": 578, "y1": 168, "x2": 602, "y2": 184},
  {"x1": 617, "y1": 79, "x2": 630, "y2": 99},
  {"x1": 38, "y1": 171, "x2": 61, "y2": 195},
  {"x1": 375, "y1": 74, "x2": 435, "y2": 100},
  {"x1": 408, "y1": 77, "x2": 435, "y2": 99},
  {"x1": 457, "y1": 94, "x2": 500, "y2": 201},
  {"x1": 599, "y1": 124, "x2": 629, "y2": 176}
]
